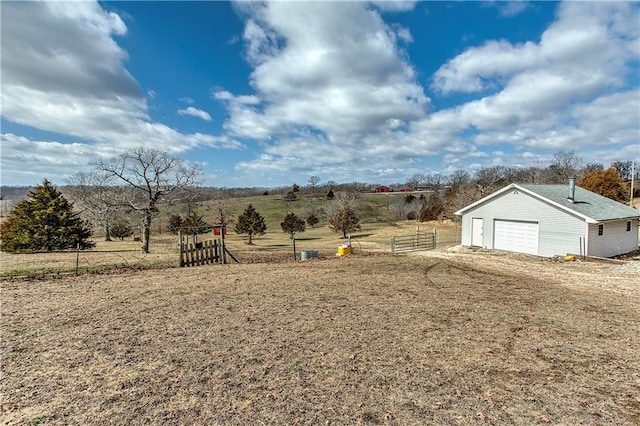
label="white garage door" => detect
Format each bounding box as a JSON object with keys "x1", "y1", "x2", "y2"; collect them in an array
[{"x1": 494, "y1": 220, "x2": 539, "y2": 255}]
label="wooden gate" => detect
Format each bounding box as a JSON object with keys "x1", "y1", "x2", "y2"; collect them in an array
[
  {"x1": 180, "y1": 238, "x2": 224, "y2": 267},
  {"x1": 391, "y1": 231, "x2": 436, "y2": 254}
]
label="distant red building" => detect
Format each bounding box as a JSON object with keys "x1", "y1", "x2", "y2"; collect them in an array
[{"x1": 375, "y1": 185, "x2": 392, "y2": 193}]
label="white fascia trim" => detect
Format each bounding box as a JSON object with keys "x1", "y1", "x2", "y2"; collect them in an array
[{"x1": 453, "y1": 184, "x2": 517, "y2": 216}]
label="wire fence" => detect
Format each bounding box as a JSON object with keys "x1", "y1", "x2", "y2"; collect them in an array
[
  {"x1": 1, "y1": 240, "x2": 181, "y2": 277},
  {"x1": 1, "y1": 223, "x2": 463, "y2": 277}
]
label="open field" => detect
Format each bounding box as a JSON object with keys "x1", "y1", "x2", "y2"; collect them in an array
[
  {"x1": 2, "y1": 249, "x2": 639, "y2": 425},
  {"x1": 0, "y1": 220, "x2": 460, "y2": 277}
]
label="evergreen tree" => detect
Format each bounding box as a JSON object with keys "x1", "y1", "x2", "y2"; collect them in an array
[
  {"x1": 181, "y1": 210, "x2": 212, "y2": 238},
  {"x1": 234, "y1": 204, "x2": 267, "y2": 244},
  {"x1": 109, "y1": 220, "x2": 134, "y2": 240},
  {"x1": 281, "y1": 212, "x2": 306, "y2": 260},
  {"x1": 284, "y1": 191, "x2": 297, "y2": 201},
  {"x1": 168, "y1": 214, "x2": 183, "y2": 235},
  {"x1": 0, "y1": 179, "x2": 94, "y2": 252},
  {"x1": 281, "y1": 212, "x2": 306, "y2": 237},
  {"x1": 306, "y1": 214, "x2": 319, "y2": 227},
  {"x1": 405, "y1": 194, "x2": 416, "y2": 204},
  {"x1": 330, "y1": 205, "x2": 361, "y2": 238}
]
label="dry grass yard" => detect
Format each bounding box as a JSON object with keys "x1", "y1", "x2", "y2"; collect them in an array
[
  {"x1": 1, "y1": 249, "x2": 639, "y2": 425},
  {"x1": 0, "y1": 220, "x2": 460, "y2": 277}
]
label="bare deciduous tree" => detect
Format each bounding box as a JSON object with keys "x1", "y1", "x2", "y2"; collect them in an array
[
  {"x1": 475, "y1": 166, "x2": 507, "y2": 197},
  {"x1": 548, "y1": 150, "x2": 582, "y2": 183},
  {"x1": 307, "y1": 175, "x2": 321, "y2": 191},
  {"x1": 211, "y1": 194, "x2": 234, "y2": 227},
  {"x1": 65, "y1": 170, "x2": 122, "y2": 241},
  {"x1": 95, "y1": 147, "x2": 201, "y2": 253}
]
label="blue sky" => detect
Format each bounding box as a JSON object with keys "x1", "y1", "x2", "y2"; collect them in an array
[{"x1": 1, "y1": 1, "x2": 639, "y2": 188}]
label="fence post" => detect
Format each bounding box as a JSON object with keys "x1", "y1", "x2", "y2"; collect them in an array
[
  {"x1": 75, "y1": 242, "x2": 80, "y2": 275},
  {"x1": 179, "y1": 231, "x2": 184, "y2": 267},
  {"x1": 221, "y1": 226, "x2": 227, "y2": 264}
]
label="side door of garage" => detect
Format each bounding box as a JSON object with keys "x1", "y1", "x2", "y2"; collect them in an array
[
  {"x1": 471, "y1": 217, "x2": 483, "y2": 247},
  {"x1": 494, "y1": 220, "x2": 539, "y2": 255}
]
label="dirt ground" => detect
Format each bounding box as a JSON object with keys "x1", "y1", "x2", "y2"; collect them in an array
[{"x1": 1, "y1": 249, "x2": 639, "y2": 425}]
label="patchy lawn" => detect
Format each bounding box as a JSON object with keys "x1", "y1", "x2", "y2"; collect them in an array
[{"x1": 1, "y1": 252, "x2": 639, "y2": 424}]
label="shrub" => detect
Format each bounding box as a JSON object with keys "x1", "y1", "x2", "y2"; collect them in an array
[
  {"x1": 307, "y1": 214, "x2": 319, "y2": 227},
  {"x1": 419, "y1": 204, "x2": 444, "y2": 222},
  {"x1": 110, "y1": 221, "x2": 134, "y2": 240}
]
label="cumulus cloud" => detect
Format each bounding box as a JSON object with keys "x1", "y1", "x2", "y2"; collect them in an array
[
  {"x1": 229, "y1": 1, "x2": 638, "y2": 183},
  {"x1": 0, "y1": 0, "x2": 238, "y2": 183},
  {"x1": 432, "y1": 2, "x2": 638, "y2": 96},
  {"x1": 0, "y1": 134, "x2": 112, "y2": 185},
  {"x1": 424, "y1": 1, "x2": 639, "y2": 157},
  {"x1": 3, "y1": 0, "x2": 637, "y2": 187},
  {"x1": 216, "y1": 1, "x2": 429, "y2": 181},
  {"x1": 178, "y1": 106, "x2": 213, "y2": 122}
]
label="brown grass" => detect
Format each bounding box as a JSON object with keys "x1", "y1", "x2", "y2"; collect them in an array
[
  {"x1": 2, "y1": 249, "x2": 639, "y2": 425},
  {"x1": 0, "y1": 220, "x2": 460, "y2": 276}
]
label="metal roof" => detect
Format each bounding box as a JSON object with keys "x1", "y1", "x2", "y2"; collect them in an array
[{"x1": 455, "y1": 183, "x2": 640, "y2": 222}]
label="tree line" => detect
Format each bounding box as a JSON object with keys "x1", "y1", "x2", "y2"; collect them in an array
[
  {"x1": 0, "y1": 148, "x2": 635, "y2": 254},
  {"x1": 0, "y1": 147, "x2": 365, "y2": 253}
]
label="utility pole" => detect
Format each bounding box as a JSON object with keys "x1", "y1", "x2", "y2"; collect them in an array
[{"x1": 631, "y1": 160, "x2": 635, "y2": 208}]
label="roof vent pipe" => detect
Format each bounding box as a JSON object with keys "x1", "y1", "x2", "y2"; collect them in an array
[{"x1": 568, "y1": 177, "x2": 575, "y2": 203}]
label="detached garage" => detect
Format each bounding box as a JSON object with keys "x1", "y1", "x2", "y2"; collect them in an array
[{"x1": 455, "y1": 181, "x2": 640, "y2": 258}]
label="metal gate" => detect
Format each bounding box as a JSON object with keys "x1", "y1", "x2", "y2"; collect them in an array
[{"x1": 391, "y1": 231, "x2": 436, "y2": 254}]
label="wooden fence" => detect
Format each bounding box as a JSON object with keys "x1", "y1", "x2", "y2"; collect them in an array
[
  {"x1": 391, "y1": 231, "x2": 436, "y2": 254},
  {"x1": 179, "y1": 238, "x2": 224, "y2": 267}
]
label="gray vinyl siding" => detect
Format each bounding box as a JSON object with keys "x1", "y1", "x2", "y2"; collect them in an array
[
  {"x1": 460, "y1": 189, "x2": 586, "y2": 256},
  {"x1": 587, "y1": 219, "x2": 639, "y2": 258}
]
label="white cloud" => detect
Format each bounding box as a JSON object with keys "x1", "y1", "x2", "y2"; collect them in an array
[
  {"x1": 178, "y1": 106, "x2": 213, "y2": 122},
  {"x1": 0, "y1": 0, "x2": 237, "y2": 183},
  {"x1": 222, "y1": 1, "x2": 429, "y2": 144},
  {"x1": 1, "y1": 1, "x2": 139, "y2": 102},
  {"x1": 432, "y1": 2, "x2": 638, "y2": 95},
  {"x1": 2, "y1": 1, "x2": 637, "y2": 187},
  {"x1": 498, "y1": 1, "x2": 530, "y2": 18},
  {"x1": 223, "y1": 2, "x2": 633, "y2": 185},
  {"x1": 0, "y1": 134, "x2": 111, "y2": 185},
  {"x1": 395, "y1": 26, "x2": 413, "y2": 43},
  {"x1": 222, "y1": 1, "x2": 637, "y2": 185},
  {"x1": 414, "y1": 1, "x2": 640, "y2": 167},
  {"x1": 370, "y1": 1, "x2": 417, "y2": 13}
]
